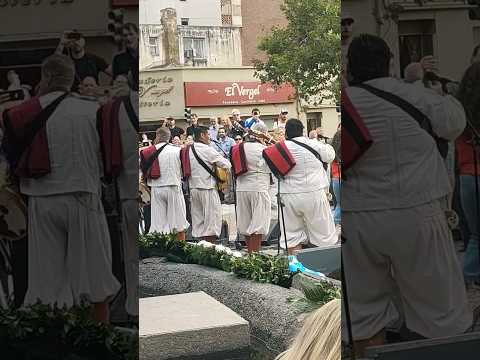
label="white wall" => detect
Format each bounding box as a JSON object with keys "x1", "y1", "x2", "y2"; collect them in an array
[{"x1": 140, "y1": 0, "x2": 221, "y2": 26}]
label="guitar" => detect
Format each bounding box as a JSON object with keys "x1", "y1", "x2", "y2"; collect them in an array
[{"x1": 230, "y1": 119, "x2": 277, "y2": 145}]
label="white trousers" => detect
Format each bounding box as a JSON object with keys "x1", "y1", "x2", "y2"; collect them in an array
[
  {"x1": 342, "y1": 200, "x2": 472, "y2": 340},
  {"x1": 121, "y1": 199, "x2": 138, "y2": 316},
  {"x1": 150, "y1": 186, "x2": 189, "y2": 234},
  {"x1": 279, "y1": 189, "x2": 336, "y2": 249},
  {"x1": 190, "y1": 188, "x2": 222, "y2": 238},
  {"x1": 236, "y1": 191, "x2": 271, "y2": 236},
  {"x1": 24, "y1": 193, "x2": 121, "y2": 306}
]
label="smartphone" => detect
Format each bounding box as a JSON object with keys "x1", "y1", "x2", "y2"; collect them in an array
[{"x1": 0, "y1": 89, "x2": 25, "y2": 101}]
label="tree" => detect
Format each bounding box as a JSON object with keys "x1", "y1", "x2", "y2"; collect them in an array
[{"x1": 254, "y1": 0, "x2": 340, "y2": 104}]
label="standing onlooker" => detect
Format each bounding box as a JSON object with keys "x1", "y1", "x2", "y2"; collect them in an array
[
  {"x1": 112, "y1": 23, "x2": 139, "y2": 89},
  {"x1": 230, "y1": 109, "x2": 245, "y2": 137},
  {"x1": 244, "y1": 108, "x2": 265, "y2": 129},
  {"x1": 273, "y1": 108, "x2": 288, "y2": 130},
  {"x1": 186, "y1": 113, "x2": 199, "y2": 137},
  {"x1": 56, "y1": 30, "x2": 110, "y2": 92},
  {"x1": 330, "y1": 126, "x2": 341, "y2": 228},
  {"x1": 213, "y1": 127, "x2": 235, "y2": 157},
  {"x1": 455, "y1": 62, "x2": 480, "y2": 287},
  {"x1": 167, "y1": 117, "x2": 185, "y2": 140},
  {"x1": 208, "y1": 117, "x2": 218, "y2": 141},
  {"x1": 234, "y1": 135, "x2": 243, "y2": 144}
]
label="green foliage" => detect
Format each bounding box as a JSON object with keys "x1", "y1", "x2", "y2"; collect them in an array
[
  {"x1": 254, "y1": 0, "x2": 340, "y2": 103},
  {"x1": 139, "y1": 233, "x2": 294, "y2": 288},
  {"x1": 289, "y1": 280, "x2": 341, "y2": 314},
  {"x1": 0, "y1": 303, "x2": 138, "y2": 360}
]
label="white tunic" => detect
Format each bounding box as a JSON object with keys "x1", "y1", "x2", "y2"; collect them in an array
[
  {"x1": 342, "y1": 77, "x2": 466, "y2": 211},
  {"x1": 280, "y1": 137, "x2": 335, "y2": 194},
  {"x1": 236, "y1": 141, "x2": 271, "y2": 193},
  {"x1": 188, "y1": 142, "x2": 231, "y2": 190},
  {"x1": 20, "y1": 92, "x2": 102, "y2": 196}
]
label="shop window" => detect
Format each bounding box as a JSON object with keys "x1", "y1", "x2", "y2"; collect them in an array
[
  {"x1": 398, "y1": 20, "x2": 435, "y2": 78},
  {"x1": 149, "y1": 37, "x2": 159, "y2": 56},
  {"x1": 183, "y1": 37, "x2": 206, "y2": 64}
]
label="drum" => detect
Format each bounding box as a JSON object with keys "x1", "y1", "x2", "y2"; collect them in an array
[{"x1": 0, "y1": 186, "x2": 27, "y2": 241}]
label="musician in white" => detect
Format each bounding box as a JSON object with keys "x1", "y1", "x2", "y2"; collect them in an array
[
  {"x1": 115, "y1": 87, "x2": 139, "y2": 318},
  {"x1": 148, "y1": 127, "x2": 189, "y2": 240},
  {"x1": 280, "y1": 119, "x2": 336, "y2": 254},
  {"x1": 18, "y1": 55, "x2": 120, "y2": 322},
  {"x1": 235, "y1": 123, "x2": 272, "y2": 253},
  {"x1": 189, "y1": 126, "x2": 231, "y2": 242}
]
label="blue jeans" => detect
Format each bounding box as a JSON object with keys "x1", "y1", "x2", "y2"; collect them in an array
[
  {"x1": 460, "y1": 175, "x2": 480, "y2": 281},
  {"x1": 332, "y1": 178, "x2": 341, "y2": 225}
]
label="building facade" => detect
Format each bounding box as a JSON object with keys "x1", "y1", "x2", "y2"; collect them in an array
[
  {"x1": 343, "y1": 0, "x2": 480, "y2": 81},
  {"x1": 139, "y1": 0, "x2": 340, "y2": 138},
  {"x1": 0, "y1": 0, "x2": 138, "y2": 89}
]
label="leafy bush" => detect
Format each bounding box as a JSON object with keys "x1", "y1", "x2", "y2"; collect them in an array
[
  {"x1": 139, "y1": 233, "x2": 295, "y2": 288},
  {"x1": 289, "y1": 280, "x2": 341, "y2": 314},
  {"x1": 0, "y1": 303, "x2": 138, "y2": 360}
]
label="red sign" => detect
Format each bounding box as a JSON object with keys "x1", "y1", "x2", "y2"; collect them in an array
[{"x1": 184, "y1": 82, "x2": 295, "y2": 107}]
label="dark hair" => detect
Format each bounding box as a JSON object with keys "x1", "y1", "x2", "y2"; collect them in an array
[
  {"x1": 191, "y1": 113, "x2": 198, "y2": 118},
  {"x1": 252, "y1": 108, "x2": 260, "y2": 113},
  {"x1": 194, "y1": 126, "x2": 209, "y2": 141},
  {"x1": 457, "y1": 62, "x2": 480, "y2": 128},
  {"x1": 123, "y1": 22, "x2": 139, "y2": 34},
  {"x1": 348, "y1": 34, "x2": 391, "y2": 84},
  {"x1": 285, "y1": 118, "x2": 304, "y2": 139}
]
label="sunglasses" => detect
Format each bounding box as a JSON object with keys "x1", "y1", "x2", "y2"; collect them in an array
[
  {"x1": 281, "y1": 112, "x2": 288, "y2": 115},
  {"x1": 253, "y1": 112, "x2": 259, "y2": 115},
  {"x1": 235, "y1": 138, "x2": 242, "y2": 141}
]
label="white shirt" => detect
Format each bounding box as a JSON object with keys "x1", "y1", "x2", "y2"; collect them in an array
[
  {"x1": 21, "y1": 92, "x2": 103, "y2": 196},
  {"x1": 343, "y1": 77, "x2": 466, "y2": 211},
  {"x1": 236, "y1": 141, "x2": 271, "y2": 192},
  {"x1": 117, "y1": 91, "x2": 139, "y2": 200},
  {"x1": 189, "y1": 141, "x2": 231, "y2": 190},
  {"x1": 147, "y1": 142, "x2": 182, "y2": 188},
  {"x1": 280, "y1": 137, "x2": 335, "y2": 194}
]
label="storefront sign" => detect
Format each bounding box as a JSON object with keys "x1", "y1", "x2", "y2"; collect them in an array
[
  {"x1": 139, "y1": 75, "x2": 176, "y2": 108},
  {"x1": 184, "y1": 82, "x2": 295, "y2": 107}
]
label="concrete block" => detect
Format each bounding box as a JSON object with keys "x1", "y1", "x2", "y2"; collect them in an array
[{"x1": 140, "y1": 291, "x2": 250, "y2": 360}]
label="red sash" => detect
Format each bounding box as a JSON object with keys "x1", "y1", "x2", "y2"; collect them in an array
[
  {"x1": 230, "y1": 142, "x2": 248, "y2": 177},
  {"x1": 3, "y1": 97, "x2": 51, "y2": 178},
  {"x1": 341, "y1": 90, "x2": 372, "y2": 171},
  {"x1": 180, "y1": 145, "x2": 191, "y2": 179},
  {"x1": 97, "y1": 97, "x2": 124, "y2": 178},
  {"x1": 140, "y1": 145, "x2": 161, "y2": 179},
  {"x1": 262, "y1": 141, "x2": 296, "y2": 178}
]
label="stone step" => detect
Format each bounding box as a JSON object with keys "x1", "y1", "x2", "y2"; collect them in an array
[{"x1": 140, "y1": 291, "x2": 250, "y2": 360}]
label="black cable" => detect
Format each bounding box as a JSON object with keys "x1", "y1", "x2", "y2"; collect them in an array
[{"x1": 277, "y1": 180, "x2": 289, "y2": 254}]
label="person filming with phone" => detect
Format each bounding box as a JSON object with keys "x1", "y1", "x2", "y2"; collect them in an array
[{"x1": 56, "y1": 30, "x2": 111, "y2": 93}]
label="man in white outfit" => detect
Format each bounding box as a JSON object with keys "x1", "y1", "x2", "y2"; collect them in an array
[
  {"x1": 187, "y1": 126, "x2": 231, "y2": 243},
  {"x1": 234, "y1": 123, "x2": 271, "y2": 253},
  {"x1": 101, "y1": 88, "x2": 139, "y2": 319},
  {"x1": 142, "y1": 127, "x2": 189, "y2": 240},
  {"x1": 7, "y1": 55, "x2": 120, "y2": 323},
  {"x1": 279, "y1": 118, "x2": 337, "y2": 254},
  {"x1": 342, "y1": 34, "x2": 472, "y2": 357}
]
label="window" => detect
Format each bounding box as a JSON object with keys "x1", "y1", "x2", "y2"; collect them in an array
[
  {"x1": 398, "y1": 20, "x2": 435, "y2": 77},
  {"x1": 307, "y1": 113, "x2": 322, "y2": 133},
  {"x1": 183, "y1": 37, "x2": 206, "y2": 60},
  {"x1": 149, "y1": 37, "x2": 159, "y2": 57},
  {"x1": 181, "y1": 18, "x2": 189, "y2": 26}
]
